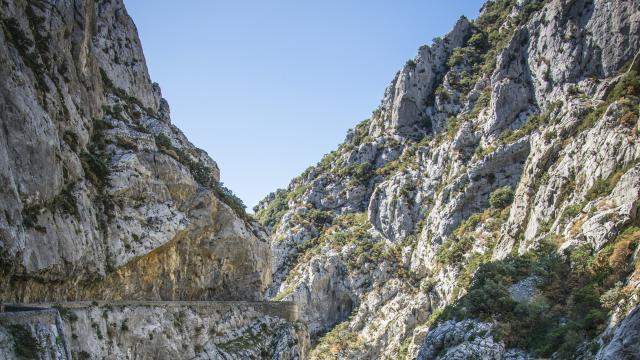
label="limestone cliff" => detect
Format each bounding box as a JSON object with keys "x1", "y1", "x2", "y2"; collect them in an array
[
  {"x1": 0, "y1": 302, "x2": 309, "y2": 360},
  {"x1": 0, "y1": 0, "x2": 270, "y2": 302},
  {"x1": 257, "y1": 0, "x2": 640, "y2": 358}
]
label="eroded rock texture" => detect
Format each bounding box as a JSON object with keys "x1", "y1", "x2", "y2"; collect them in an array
[
  {"x1": 0, "y1": 302, "x2": 309, "y2": 360},
  {"x1": 0, "y1": 0, "x2": 270, "y2": 302},
  {"x1": 256, "y1": 0, "x2": 640, "y2": 358}
]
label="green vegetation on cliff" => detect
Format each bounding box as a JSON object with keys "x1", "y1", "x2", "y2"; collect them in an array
[{"x1": 436, "y1": 226, "x2": 640, "y2": 358}]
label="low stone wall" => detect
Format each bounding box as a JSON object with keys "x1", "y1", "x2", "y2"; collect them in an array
[
  {"x1": 4, "y1": 300, "x2": 300, "y2": 322},
  {"x1": 0, "y1": 301, "x2": 308, "y2": 360}
]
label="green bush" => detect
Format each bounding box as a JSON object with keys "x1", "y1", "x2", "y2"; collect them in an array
[
  {"x1": 81, "y1": 151, "x2": 109, "y2": 189},
  {"x1": 437, "y1": 235, "x2": 474, "y2": 264},
  {"x1": 115, "y1": 136, "x2": 137, "y2": 151},
  {"x1": 7, "y1": 324, "x2": 40, "y2": 358},
  {"x1": 81, "y1": 119, "x2": 112, "y2": 190},
  {"x1": 154, "y1": 133, "x2": 248, "y2": 219},
  {"x1": 307, "y1": 208, "x2": 334, "y2": 228},
  {"x1": 560, "y1": 202, "x2": 585, "y2": 222},
  {"x1": 447, "y1": 46, "x2": 482, "y2": 68},
  {"x1": 513, "y1": 1, "x2": 546, "y2": 26},
  {"x1": 434, "y1": 225, "x2": 640, "y2": 358},
  {"x1": 576, "y1": 104, "x2": 607, "y2": 133},
  {"x1": 154, "y1": 133, "x2": 172, "y2": 151},
  {"x1": 254, "y1": 190, "x2": 289, "y2": 228},
  {"x1": 467, "y1": 32, "x2": 489, "y2": 50},
  {"x1": 213, "y1": 182, "x2": 247, "y2": 219},
  {"x1": 608, "y1": 70, "x2": 640, "y2": 100},
  {"x1": 489, "y1": 186, "x2": 514, "y2": 209},
  {"x1": 344, "y1": 163, "x2": 373, "y2": 184},
  {"x1": 1, "y1": 18, "x2": 33, "y2": 53},
  {"x1": 446, "y1": 117, "x2": 459, "y2": 137},
  {"x1": 577, "y1": 70, "x2": 640, "y2": 133},
  {"x1": 500, "y1": 101, "x2": 562, "y2": 143}
]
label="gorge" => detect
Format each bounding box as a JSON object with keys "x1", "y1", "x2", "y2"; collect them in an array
[{"x1": 1, "y1": 0, "x2": 640, "y2": 359}]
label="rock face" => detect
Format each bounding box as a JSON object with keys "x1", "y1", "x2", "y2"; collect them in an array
[
  {"x1": 0, "y1": 309, "x2": 70, "y2": 360},
  {"x1": 597, "y1": 305, "x2": 640, "y2": 360},
  {"x1": 0, "y1": 0, "x2": 308, "y2": 358},
  {"x1": 415, "y1": 319, "x2": 532, "y2": 360},
  {"x1": 4, "y1": 0, "x2": 640, "y2": 358},
  {"x1": 0, "y1": 302, "x2": 309, "y2": 360},
  {"x1": 0, "y1": 0, "x2": 270, "y2": 302},
  {"x1": 256, "y1": 0, "x2": 640, "y2": 358}
]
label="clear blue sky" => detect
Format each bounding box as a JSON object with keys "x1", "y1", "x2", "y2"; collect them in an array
[{"x1": 124, "y1": 0, "x2": 486, "y2": 210}]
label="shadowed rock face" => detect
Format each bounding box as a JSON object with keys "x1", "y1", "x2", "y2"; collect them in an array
[
  {"x1": 597, "y1": 305, "x2": 640, "y2": 360},
  {"x1": 0, "y1": 0, "x2": 270, "y2": 302}
]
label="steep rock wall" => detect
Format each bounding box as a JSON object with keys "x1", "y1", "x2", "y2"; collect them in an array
[
  {"x1": 0, "y1": 0, "x2": 270, "y2": 302},
  {"x1": 0, "y1": 302, "x2": 308, "y2": 360},
  {"x1": 256, "y1": 0, "x2": 640, "y2": 358}
]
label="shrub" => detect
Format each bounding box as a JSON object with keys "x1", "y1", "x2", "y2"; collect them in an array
[
  {"x1": 22, "y1": 205, "x2": 49, "y2": 232},
  {"x1": 307, "y1": 208, "x2": 334, "y2": 228},
  {"x1": 447, "y1": 48, "x2": 467, "y2": 67},
  {"x1": 514, "y1": 1, "x2": 545, "y2": 26},
  {"x1": 560, "y1": 202, "x2": 585, "y2": 223},
  {"x1": 345, "y1": 163, "x2": 373, "y2": 184},
  {"x1": 154, "y1": 133, "x2": 172, "y2": 151},
  {"x1": 467, "y1": 32, "x2": 489, "y2": 50},
  {"x1": 608, "y1": 226, "x2": 639, "y2": 272},
  {"x1": 608, "y1": 70, "x2": 640, "y2": 100},
  {"x1": 7, "y1": 324, "x2": 40, "y2": 358},
  {"x1": 188, "y1": 159, "x2": 215, "y2": 187},
  {"x1": 600, "y1": 282, "x2": 624, "y2": 310},
  {"x1": 254, "y1": 190, "x2": 289, "y2": 228},
  {"x1": 435, "y1": 85, "x2": 450, "y2": 101},
  {"x1": 81, "y1": 151, "x2": 109, "y2": 189},
  {"x1": 63, "y1": 131, "x2": 79, "y2": 152},
  {"x1": 1, "y1": 18, "x2": 33, "y2": 53},
  {"x1": 577, "y1": 104, "x2": 607, "y2": 133},
  {"x1": 52, "y1": 184, "x2": 78, "y2": 217},
  {"x1": 154, "y1": 134, "x2": 248, "y2": 219},
  {"x1": 437, "y1": 235, "x2": 474, "y2": 264},
  {"x1": 213, "y1": 182, "x2": 247, "y2": 219},
  {"x1": 500, "y1": 101, "x2": 562, "y2": 143},
  {"x1": 489, "y1": 186, "x2": 514, "y2": 209},
  {"x1": 577, "y1": 70, "x2": 640, "y2": 133},
  {"x1": 431, "y1": 225, "x2": 638, "y2": 357},
  {"x1": 446, "y1": 117, "x2": 459, "y2": 137},
  {"x1": 81, "y1": 119, "x2": 112, "y2": 190},
  {"x1": 585, "y1": 168, "x2": 625, "y2": 201},
  {"x1": 447, "y1": 46, "x2": 482, "y2": 68},
  {"x1": 116, "y1": 136, "x2": 137, "y2": 150}
]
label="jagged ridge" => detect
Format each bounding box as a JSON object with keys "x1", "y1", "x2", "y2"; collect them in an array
[{"x1": 256, "y1": 0, "x2": 640, "y2": 358}]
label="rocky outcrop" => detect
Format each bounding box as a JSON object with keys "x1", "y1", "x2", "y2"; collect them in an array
[
  {"x1": 0, "y1": 0, "x2": 302, "y2": 358},
  {"x1": 597, "y1": 305, "x2": 640, "y2": 360},
  {"x1": 0, "y1": 309, "x2": 70, "y2": 360},
  {"x1": 415, "y1": 320, "x2": 531, "y2": 360},
  {"x1": 0, "y1": 0, "x2": 270, "y2": 302},
  {"x1": 3, "y1": 0, "x2": 640, "y2": 357},
  {"x1": 0, "y1": 302, "x2": 308, "y2": 360},
  {"x1": 369, "y1": 16, "x2": 472, "y2": 138},
  {"x1": 257, "y1": 0, "x2": 640, "y2": 358}
]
